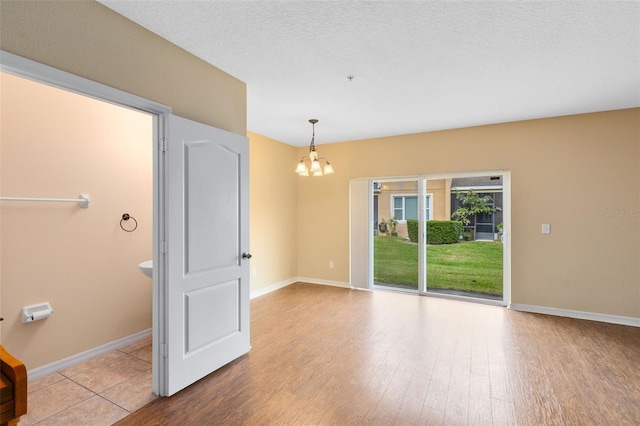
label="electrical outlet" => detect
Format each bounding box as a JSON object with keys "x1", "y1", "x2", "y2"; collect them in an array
[
  {"x1": 542, "y1": 224, "x2": 551, "y2": 234},
  {"x1": 329, "y1": 261, "x2": 334, "y2": 269}
]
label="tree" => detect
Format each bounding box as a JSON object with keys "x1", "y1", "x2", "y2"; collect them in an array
[{"x1": 452, "y1": 190, "x2": 501, "y2": 225}]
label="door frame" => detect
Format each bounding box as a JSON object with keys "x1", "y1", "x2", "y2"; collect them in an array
[{"x1": 1, "y1": 51, "x2": 172, "y2": 394}]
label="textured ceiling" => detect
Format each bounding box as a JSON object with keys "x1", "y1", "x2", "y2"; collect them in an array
[{"x1": 99, "y1": 1, "x2": 640, "y2": 147}]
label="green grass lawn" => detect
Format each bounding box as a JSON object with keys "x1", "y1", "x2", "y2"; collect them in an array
[{"x1": 374, "y1": 236, "x2": 503, "y2": 296}]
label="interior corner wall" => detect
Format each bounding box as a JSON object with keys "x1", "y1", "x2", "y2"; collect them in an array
[
  {"x1": 248, "y1": 132, "x2": 298, "y2": 292},
  {"x1": 296, "y1": 109, "x2": 640, "y2": 319},
  {"x1": 0, "y1": 0, "x2": 246, "y2": 135},
  {"x1": 0, "y1": 1, "x2": 247, "y2": 368}
]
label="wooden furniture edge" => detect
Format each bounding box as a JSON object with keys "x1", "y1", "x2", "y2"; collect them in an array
[{"x1": 0, "y1": 345, "x2": 27, "y2": 419}]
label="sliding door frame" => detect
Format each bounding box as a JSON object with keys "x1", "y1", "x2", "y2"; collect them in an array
[{"x1": 351, "y1": 170, "x2": 511, "y2": 306}]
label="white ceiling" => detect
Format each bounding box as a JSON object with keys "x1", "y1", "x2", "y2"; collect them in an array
[{"x1": 99, "y1": 1, "x2": 640, "y2": 147}]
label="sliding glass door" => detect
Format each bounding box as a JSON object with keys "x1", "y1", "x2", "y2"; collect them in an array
[
  {"x1": 373, "y1": 179, "x2": 421, "y2": 291},
  {"x1": 366, "y1": 173, "x2": 508, "y2": 304},
  {"x1": 428, "y1": 176, "x2": 504, "y2": 301}
]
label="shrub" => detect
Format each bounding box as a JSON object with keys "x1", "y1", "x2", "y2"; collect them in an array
[
  {"x1": 406, "y1": 220, "x2": 463, "y2": 245},
  {"x1": 407, "y1": 219, "x2": 419, "y2": 242},
  {"x1": 428, "y1": 221, "x2": 463, "y2": 244}
]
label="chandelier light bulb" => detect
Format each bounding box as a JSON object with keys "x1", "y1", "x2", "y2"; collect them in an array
[
  {"x1": 310, "y1": 159, "x2": 322, "y2": 173},
  {"x1": 323, "y1": 162, "x2": 334, "y2": 175},
  {"x1": 296, "y1": 161, "x2": 307, "y2": 174}
]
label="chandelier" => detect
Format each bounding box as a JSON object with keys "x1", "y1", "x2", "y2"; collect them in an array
[{"x1": 295, "y1": 119, "x2": 334, "y2": 176}]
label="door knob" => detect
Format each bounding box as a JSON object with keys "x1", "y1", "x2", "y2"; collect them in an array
[{"x1": 242, "y1": 252, "x2": 252, "y2": 259}]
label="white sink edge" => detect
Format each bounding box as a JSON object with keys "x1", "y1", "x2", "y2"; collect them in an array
[{"x1": 138, "y1": 260, "x2": 153, "y2": 278}]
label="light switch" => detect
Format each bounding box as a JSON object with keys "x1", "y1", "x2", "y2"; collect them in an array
[{"x1": 542, "y1": 224, "x2": 551, "y2": 234}]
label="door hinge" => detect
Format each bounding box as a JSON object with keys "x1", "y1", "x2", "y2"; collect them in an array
[
  {"x1": 160, "y1": 138, "x2": 168, "y2": 152},
  {"x1": 161, "y1": 343, "x2": 168, "y2": 358},
  {"x1": 161, "y1": 241, "x2": 168, "y2": 254}
]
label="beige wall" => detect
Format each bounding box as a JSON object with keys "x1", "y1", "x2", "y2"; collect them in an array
[
  {"x1": 0, "y1": 1, "x2": 245, "y2": 135},
  {"x1": 297, "y1": 109, "x2": 640, "y2": 319},
  {"x1": 376, "y1": 179, "x2": 449, "y2": 239},
  {"x1": 1, "y1": 73, "x2": 153, "y2": 369},
  {"x1": 427, "y1": 178, "x2": 451, "y2": 220},
  {"x1": 377, "y1": 181, "x2": 418, "y2": 238},
  {"x1": 248, "y1": 132, "x2": 298, "y2": 291},
  {"x1": 0, "y1": 1, "x2": 246, "y2": 369}
]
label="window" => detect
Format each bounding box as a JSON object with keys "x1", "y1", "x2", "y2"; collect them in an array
[
  {"x1": 475, "y1": 193, "x2": 495, "y2": 224},
  {"x1": 392, "y1": 195, "x2": 432, "y2": 221}
]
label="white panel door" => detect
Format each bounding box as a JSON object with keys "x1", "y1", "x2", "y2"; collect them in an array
[{"x1": 164, "y1": 115, "x2": 250, "y2": 396}]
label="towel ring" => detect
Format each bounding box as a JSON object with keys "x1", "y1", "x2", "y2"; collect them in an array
[{"x1": 120, "y1": 213, "x2": 138, "y2": 232}]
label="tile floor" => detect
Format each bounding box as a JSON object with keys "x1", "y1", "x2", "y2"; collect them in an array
[{"x1": 20, "y1": 336, "x2": 156, "y2": 425}]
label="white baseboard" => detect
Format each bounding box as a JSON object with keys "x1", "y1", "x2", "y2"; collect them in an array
[
  {"x1": 249, "y1": 277, "x2": 354, "y2": 299},
  {"x1": 509, "y1": 303, "x2": 640, "y2": 327},
  {"x1": 28, "y1": 328, "x2": 152, "y2": 382},
  {"x1": 250, "y1": 278, "x2": 297, "y2": 299},
  {"x1": 29, "y1": 278, "x2": 348, "y2": 382},
  {"x1": 295, "y1": 277, "x2": 351, "y2": 289}
]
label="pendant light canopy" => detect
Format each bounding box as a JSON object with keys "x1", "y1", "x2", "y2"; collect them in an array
[{"x1": 295, "y1": 119, "x2": 334, "y2": 176}]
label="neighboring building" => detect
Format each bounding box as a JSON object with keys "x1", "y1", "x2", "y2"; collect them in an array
[
  {"x1": 374, "y1": 179, "x2": 451, "y2": 239},
  {"x1": 373, "y1": 176, "x2": 503, "y2": 241}
]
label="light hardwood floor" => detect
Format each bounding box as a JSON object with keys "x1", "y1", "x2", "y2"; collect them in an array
[{"x1": 113, "y1": 282, "x2": 640, "y2": 425}]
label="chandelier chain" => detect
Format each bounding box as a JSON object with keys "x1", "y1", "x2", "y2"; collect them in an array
[{"x1": 309, "y1": 119, "x2": 316, "y2": 151}]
